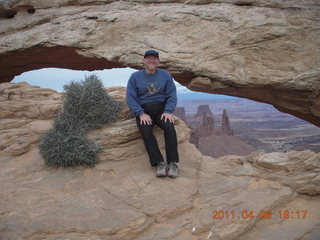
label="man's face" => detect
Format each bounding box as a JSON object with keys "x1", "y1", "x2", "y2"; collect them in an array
[{"x1": 143, "y1": 55, "x2": 159, "y2": 72}]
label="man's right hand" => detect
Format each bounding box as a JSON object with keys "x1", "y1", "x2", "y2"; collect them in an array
[{"x1": 140, "y1": 113, "x2": 152, "y2": 125}]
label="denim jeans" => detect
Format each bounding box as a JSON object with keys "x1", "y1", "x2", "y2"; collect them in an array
[{"x1": 136, "y1": 101, "x2": 179, "y2": 166}]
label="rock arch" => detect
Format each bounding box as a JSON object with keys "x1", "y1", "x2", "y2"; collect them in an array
[{"x1": 0, "y1": 0, "x2": 319, "y2": 126}]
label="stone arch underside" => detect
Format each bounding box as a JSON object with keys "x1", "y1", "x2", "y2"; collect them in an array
[{"x1": 0, "y1": 0, "x2": 319, "y2": 126}]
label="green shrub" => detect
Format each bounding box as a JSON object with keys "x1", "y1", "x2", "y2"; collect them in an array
[
  {"x1": 61, "y1": 74, "x2": 122, "y2": 131},
  {"x1": 40, "y1": 127, "x2": 101, "y2": 167},
  {"x1": 39, "y1": 74, "x2": 122, "y2": 168}
]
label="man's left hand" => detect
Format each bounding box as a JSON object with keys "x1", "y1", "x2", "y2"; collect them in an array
[{"x1": 161, "y1": 112, "x2": 175, "y2": 123}]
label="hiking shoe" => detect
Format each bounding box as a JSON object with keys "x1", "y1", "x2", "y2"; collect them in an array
[
  {"x1": 167, "y1": 162, "x2": 178, "y2": 178},
  {"x1": 156, "y1": 162, "x2": 166, "y2": 177}
]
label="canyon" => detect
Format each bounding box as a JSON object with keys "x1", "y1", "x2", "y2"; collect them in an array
[{"x1": 176, "y1": 99, "x2": 320, "y2": 158}]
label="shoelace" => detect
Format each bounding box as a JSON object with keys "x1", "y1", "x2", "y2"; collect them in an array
[
  {"x1": 158, "y1": 162, "x2": 166, "y2": 169},
  {"x1": 169, "y1": 163, "x2": 177, "y2": 171}
]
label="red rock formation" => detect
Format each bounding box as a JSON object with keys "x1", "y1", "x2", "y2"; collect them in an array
[
  {"x1": 198, "y1": 134, "x2": 256, "y2": 158},
  {"x1": 189, "y1": 106, "x2": 252, "y2": 157},
  {"x1": 194, "y1": 104, "x2": 214, "y2": 118},
  {"x1": 189, "y1": 131, "x2": 199, "y2": 148},
  {"x1": 0, "y1": 3, "x2": 35, "y2": 19},
  {"x1": 0, "y1": 46, "x2": 123, "y2": 83},
  {"x1": 190, "y1": 113, "x2": 215, "y2": 147},
  {"x1": 195, "y1": 113, "x2": 215, "y2": 138},
  {"x1": 187, "y1": 104, "x2": 214, "y2": 130},
  {"x1": 221, "y1": 109, "x2": 233, "y2": 136},
  {"x1": 174, "y1": 107, "x2": 187, "y2": 124}
]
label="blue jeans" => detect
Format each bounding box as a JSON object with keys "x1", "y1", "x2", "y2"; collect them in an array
[{"x1": 136, "y1": 101, "x2": 179, "y2": 166}]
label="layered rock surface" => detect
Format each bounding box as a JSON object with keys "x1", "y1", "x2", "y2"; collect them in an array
[
  {"x1": 0, "y1": 0, "x2": 319, "y2": 126},
  {"x1": 0, "y1": 82, "x2": 62, "y2": 157},
  {"x1": 0, "y1": 82, "x2": 320, "y2": 240}
]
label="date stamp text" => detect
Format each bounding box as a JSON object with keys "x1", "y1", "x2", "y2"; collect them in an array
[{"x1": 211, "y1": 210, "x2": 308, "y2": 220}]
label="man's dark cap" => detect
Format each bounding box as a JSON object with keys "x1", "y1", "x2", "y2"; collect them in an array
[{"x1": 144, "y1": 50, "x2": 159, "y2": 58}]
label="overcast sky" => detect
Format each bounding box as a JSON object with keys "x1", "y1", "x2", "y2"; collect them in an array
[
  {"x1": 12, "y1": 67, "x2": 237, "y2": 100},
  {"x1": 12, "y1": 67, "x2": 136, "y2": 92}
]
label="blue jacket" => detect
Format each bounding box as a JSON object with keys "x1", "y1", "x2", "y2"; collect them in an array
[{"x1": 126, "y1": 68, "x2": 177, "y2": 116}]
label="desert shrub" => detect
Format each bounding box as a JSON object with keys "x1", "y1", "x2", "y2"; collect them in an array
[
  {"x1": 39, "y1": 74, "x2": 122, "y2": 167},
  {"x1": 40, "y1": 127, "x2": 101, "y2": 167},
  {"x1": 61, "y1": 74, "x2": 122, "y2": 131}
]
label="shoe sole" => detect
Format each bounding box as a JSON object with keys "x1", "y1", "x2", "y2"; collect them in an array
[
  {"x1": 167, "y1": 174, "x2": 177, "y2": 178},
  {"x1": 156, "y1": 173, "x2": 167, "y2": 177},
  {"x1": 167, "y1": 168, "x2": 178, "y2": 178}
]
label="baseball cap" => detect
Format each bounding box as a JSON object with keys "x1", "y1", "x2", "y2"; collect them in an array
[{"x1": 144, "y1": 50, "x2": 159, "y2": 58}]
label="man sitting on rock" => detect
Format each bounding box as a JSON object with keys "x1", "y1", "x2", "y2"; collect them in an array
[{"x1": 126, "y1": 50, "x2": 179, "y2": 178}]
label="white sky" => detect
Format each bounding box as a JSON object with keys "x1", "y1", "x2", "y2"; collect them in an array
[
  {"x1": 13, "y1": 67, "x2": 136, "y2": 92},
  {"x1": 12, "y1": 67, "x2": 187, "y2": 92},
  {"x1": 12, "y1": 67, "x2": 237, "y2": 100}
]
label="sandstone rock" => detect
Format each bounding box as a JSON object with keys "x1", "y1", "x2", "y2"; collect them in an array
[
  {"x1": 89, "y1": 117, "x2": 190, "y2": 162},
  {"x1": 188, "y1": 104, "x2": 214, "y2": 139},
  {"x1": 174, "y1": 106, "x2": 188, "y2": 124},
  {"x1": 1, "y1": 82, "x2": 320, "y2": 240},
  {"x1": 0, "y1": 82, "x2": 62, "y2": 120},
  {"x1": 0, "y1": 82, "x2": 131, "y2": 158},
  {"x1": 2, "y1": 142, "x2": 319, "y2": 240},
  {"x1": 221, "y1": 109, "x2": 233, "y2": 136},
  {"x1": 193, "y1": 113, "x2": 215, "y2": 138},
  {"x1": 105, "y1": 86, "x2": 133, "y2": 120},
  {"x1": 0, "y1": 120, "x2": 51, "y2": 157},
  {"x1": 189, "y1": 108, "x2": 215, "y2": 148},
  {"x1": 0, "y1": 82, "x2": 61, "y2": 157},
  {"x1": 238, "y1": 196, "x2": 320, "y2": 240},
  {"x1": 197, "y1": 134, "x2": 255, "y2": 157},
  {"x1": 244, "y1": 151, "x2": 320, "y2": 195},
  {"x1": 1, "y1": 1, "x2": 319, "y2": 126},
  {"x1": 188, "y1": 107, "x2": 250, "y2": 157},
  {"x1": 0, "y1": 0, "x2": 35, "y2": 18},
  {"x1": 190, "y1": 152, "x2": 320, "y2": 240},
  {"x1": 195, "y1": 104, "x2": 214, "y2": 118}
]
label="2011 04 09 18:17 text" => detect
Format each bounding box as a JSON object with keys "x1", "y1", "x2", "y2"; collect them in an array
[{"x1": 211, "y1": 210, "x2": 308, "y2": 220}]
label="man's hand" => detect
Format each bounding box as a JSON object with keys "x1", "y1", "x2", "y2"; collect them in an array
[
  {"x1": 161, "y1": 112, "x2": 175, "y2": 123},
  {"x1": 140, "y1": 113, "x2": 152, "y2": 125}
]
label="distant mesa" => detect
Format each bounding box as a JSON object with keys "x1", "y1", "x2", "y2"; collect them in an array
[
  {"x1": 219, "y1": 109, "x2": 234, "y2": 136},
  {"x1": 194, "y1": 113, "x2": 215, "y2": 138},
  {"x1": 174, "y1": 107, "x2": 187, "y2": 124},
  {"x1": 176, "y1": 98, "x2": 320, "y2": 156},
  {"x1": 175, "y1": 104, "x2": 253, "y2": 158},
  {"x1": 195, "y1": 104, "x2": 214, "y2": 118}
]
